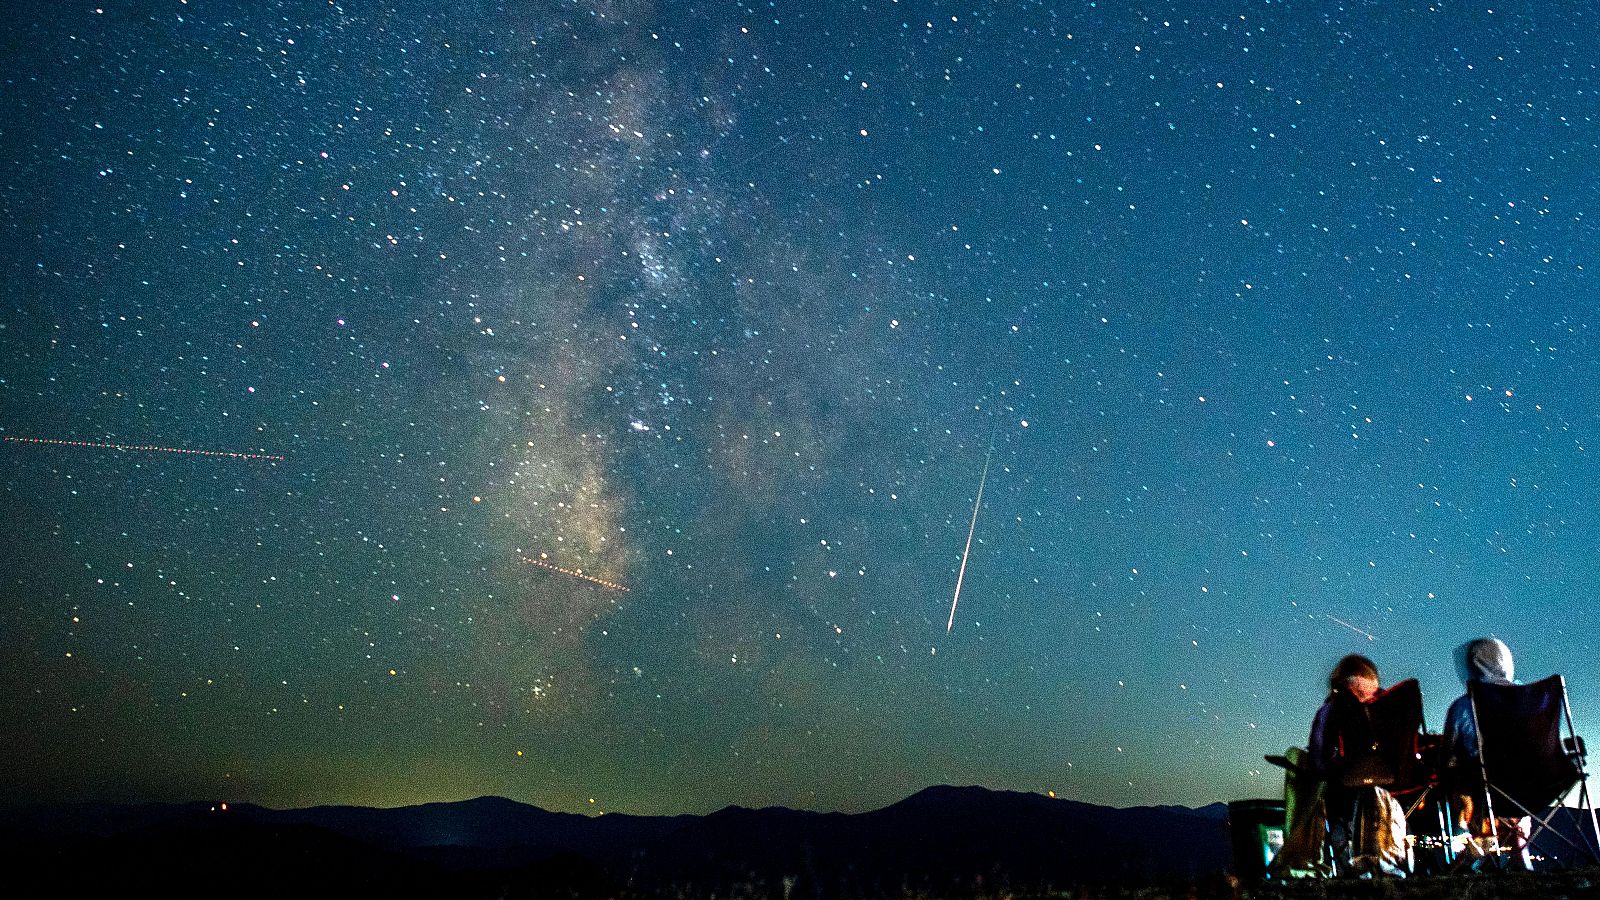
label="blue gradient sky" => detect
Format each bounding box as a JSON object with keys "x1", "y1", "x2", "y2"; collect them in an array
[{"x1": 3, "y1": 0, "x2": 1597, "y2": 814}]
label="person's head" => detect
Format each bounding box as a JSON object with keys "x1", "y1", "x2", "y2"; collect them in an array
[
  {"x1": 1456, "y1": 637, "x2": 1514, "y2": 686},
  {"x1": 1328, "y1": 654, "x2": 1380, "y2": 702}
]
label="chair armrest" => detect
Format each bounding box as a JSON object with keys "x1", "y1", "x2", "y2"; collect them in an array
[{"x1": 1564, "y1": 735, "x2": 1586, "y2": 759}]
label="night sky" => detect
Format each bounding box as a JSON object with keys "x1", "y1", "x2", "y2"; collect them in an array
[{"x1": 4, "y1": 0, "x2": 1599, "y2": 816}]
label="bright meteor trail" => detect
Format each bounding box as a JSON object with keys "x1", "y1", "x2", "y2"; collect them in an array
[
  {"x1": 946, "y1": 427, "x2": 996, "y2": 633},
  {"x1": 3, "y1": 435, "x2": 286, "y2": 461},
  {"x1": 1326, "y1": 614, "x2": 1377, "y2": 642}
]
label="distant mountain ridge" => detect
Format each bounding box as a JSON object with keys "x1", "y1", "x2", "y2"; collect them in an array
[{"x1": 6, "y1": 785, "x2": 1231, "y2": 898}]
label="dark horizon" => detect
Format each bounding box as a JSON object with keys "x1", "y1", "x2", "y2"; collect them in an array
[
  {"x1": 4, "y1": 781, "x2": 1229, "y2": 819},
  {"x1": 1, "y1": 783, "x2": 1237, "y2": 899}
]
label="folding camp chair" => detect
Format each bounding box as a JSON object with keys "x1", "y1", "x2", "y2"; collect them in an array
[
  {"x1": 1327, "y1": 678, "x2": 1446, "y2": 874},
  {"x1": 1264, "y1": 747, "x2": 1332, "y2": 878},
  {"x1": 1374, "y1": 686, "x2": 1456, "y2": 873},
  {"x1": 1468, "y1": 674, "x2": 1600, "y2": 867},
  {"x1": 1330, "y1": 678, "x2": 1428, "y2": 792},
  {"x1": 1268, "y1": 679, "x2": 1435, "y2": 875}
]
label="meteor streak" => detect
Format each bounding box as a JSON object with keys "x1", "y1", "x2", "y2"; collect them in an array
[
  {"x1": 946, "y1": 426, "x2": 997, "y2": 633},
  {"x1": 3, "y1": 435, "x2": 285, "y2": 461},
  {"x1": 522, "y1": 555, "x2": 630, "y2": 592},
  {"x1": 1326, "y1": 614, "x2": 1376, "y2": 642}
]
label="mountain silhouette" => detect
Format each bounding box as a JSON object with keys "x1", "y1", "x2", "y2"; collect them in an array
[
  {"x1": 617, "y1": 785, "x2": 1228, "y2": 896},
  {"x1": 5, "y1": 785, "x2": 1231, "y2": 898}
]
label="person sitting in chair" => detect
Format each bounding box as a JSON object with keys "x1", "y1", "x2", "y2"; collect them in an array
[
  {"x1": 1442, "y1": 637, "x2": 1532, "y2": 869},
  {"x1": 1306, "y1": 654, "x2": 1409, "y2": 876}
]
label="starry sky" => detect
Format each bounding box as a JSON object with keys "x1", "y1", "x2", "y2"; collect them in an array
[{"x1": 4, "y1": 0, "x2": 1599, "y2": 816}]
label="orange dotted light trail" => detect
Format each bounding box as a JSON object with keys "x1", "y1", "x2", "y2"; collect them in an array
[
  {"x1": 3, "y1": 435, "x2": 286, "y2": 461},
  {"x1": 522, "y1": 556, "x2": 629, "y2": 592}
]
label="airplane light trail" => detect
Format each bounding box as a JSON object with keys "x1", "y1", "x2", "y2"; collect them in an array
[
  {"x1": 522, "y1": 556, "x2": 630, "y2": 592},
  {"x1": 3, "y1": 435, "x2": 286, "y2": 461},
  {"x1": 946, "y1": 427, "x2": 997, "y2": 633},
  {"x1": 1326, "y1": 614, "x2": 1377, "y2": 642}
]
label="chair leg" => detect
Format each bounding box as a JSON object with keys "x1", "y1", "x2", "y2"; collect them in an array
[{"x1": 1584, "y1": 780, "x2": 1600, "y2": 862}]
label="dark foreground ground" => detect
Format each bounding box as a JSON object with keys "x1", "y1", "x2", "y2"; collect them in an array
[
  {"x1": 9, "y1": 791, "x2": 1597, "y2": 899},
  {"x1": 13, "y1": 858, "x2": 1600, "y2": 900},
  {"x1": 1244, "y1": 868, "x2": 1600, "y2": 900},
  {"x1": 1057, "y1": 868, "x2": 1600, "y2": 900},
  {"x1": 16, "y1": 860, "x2": 1600, "y2": 900}
]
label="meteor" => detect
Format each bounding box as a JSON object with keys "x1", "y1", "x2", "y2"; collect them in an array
[
  {"x1": 522, "y1": 555, "x2": 630, "y2": 592},
  {"x1": 3, "y1": 435, "x2": 285, "y2": 461},
  {"x1": 1326, "y1": 614, "x2": 1377, "y2": 642},
  {"x1": 946, "y1": 425, "x2": 997, "y2": 633}
]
